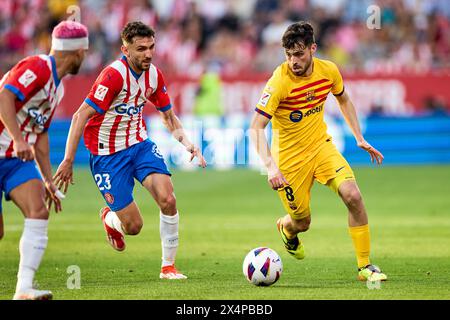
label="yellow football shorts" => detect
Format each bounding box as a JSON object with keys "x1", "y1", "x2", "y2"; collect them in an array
[{"x1": 277, "y1": 140, "x2": 355, "y2": 220}]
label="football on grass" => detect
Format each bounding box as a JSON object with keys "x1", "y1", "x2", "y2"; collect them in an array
[{"x1": 243, "y1": 247, "x2": 283, "y2": 286}]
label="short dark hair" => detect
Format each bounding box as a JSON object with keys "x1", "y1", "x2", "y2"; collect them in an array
[
  {"x1": 121, "y1": 21, "x2": 155, "y2": 44},
  {"x1": 282, "y1": 21, "x2": 315, "y2": 49}
]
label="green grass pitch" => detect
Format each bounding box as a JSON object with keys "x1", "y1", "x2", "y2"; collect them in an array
[{"x1": 1, "y1": 165, "x2": 450, "y2": 300}]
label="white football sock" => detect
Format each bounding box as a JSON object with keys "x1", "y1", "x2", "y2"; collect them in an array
[
  {"x1": 16, "y1": 218, "x2": 49, "y2": 293},
  {"x1": 160, "y1": 212, "x2": 179, "y2": 268},
  {"x1": 104, "y1": 210, "x2": 125, "y2": 235}
]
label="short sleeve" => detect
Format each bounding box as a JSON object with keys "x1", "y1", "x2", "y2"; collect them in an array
[
  {"x1": 2, "y1": 56, "x2": 50, "y2": 102},
  {"x1": 85, "y1": 67, "x2": 123, "y2": 114},
  {"x1": 150, "y1": 68, "x2": 172, "y2": 112},
  {"x1": 255, "y1": 69, "x2": 285, "y2": 119},
  {"x1": 329, "y1": 62, "x2": 344, "y2": 96}
]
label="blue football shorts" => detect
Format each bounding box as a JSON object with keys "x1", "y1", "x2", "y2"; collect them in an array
[
  {"x1": 89, "y1": 139, "x2": 171, "y2": 212},
  {"x1": 0, "y1": 158, "x2": 42, "y2": 214}
]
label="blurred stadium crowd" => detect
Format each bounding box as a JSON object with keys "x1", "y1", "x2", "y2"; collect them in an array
[{"x1": 1, "y1": 0, "x2": 450, "y2": 77}]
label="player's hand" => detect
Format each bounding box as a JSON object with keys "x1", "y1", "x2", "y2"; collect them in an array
[
  {"x1": 44, "y1": 180, "x2": 64, "y2": 213},
  {"x1": 13, "y1": 138, "x2": 34, "y2": 161},
  {"x1": 268, "y1": 167, "x2": 289, "y2": 190},
  {"x1": 54, "y1": 159, "x2": 74, "y2": 193},
  {"x1": 187, "y1": 144, "x2": 207, "y2": 168},
  {"x1": 357, "y1": 139, "x2": 384, "y2": 165}
]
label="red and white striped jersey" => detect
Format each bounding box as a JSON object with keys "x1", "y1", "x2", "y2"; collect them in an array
[
  {"x1": 0, "y1": 55, "x2": 63, "y2": 158},
  {"x1": 84, "y1": 56, "x2": 171, "y2": 155}
]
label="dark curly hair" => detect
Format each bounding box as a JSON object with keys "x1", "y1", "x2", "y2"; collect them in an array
[
  {"x1": 121, "y1": 21, "x2": 155, "y2": 44},
  {"x1": 282, "y1": 21, "x2": 315, "y2": 49}
]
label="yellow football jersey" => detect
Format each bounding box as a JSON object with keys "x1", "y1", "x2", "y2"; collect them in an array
[{"x1": 255, "y1": 57, "x2": 344, "y2": 174}]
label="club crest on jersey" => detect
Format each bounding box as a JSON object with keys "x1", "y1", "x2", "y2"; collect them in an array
[
  {"x1": 18, "y1": 69, "x2": 37, "y2": 88},
  {"x1": 94, "y1": 84, "x2": 109, "y2": 101},
  {"x1": 305, "y1": 90, "x2": 315, "y2": 102},
  {"x1": 289, "y1": 110, "x2": 303, "y2": 123},
  {"x1": 258, "y1": 91, "x2": 271, "y2": 107},
  {"x1": 145, "y1": 87, "x2": 153, "y2": 99}
]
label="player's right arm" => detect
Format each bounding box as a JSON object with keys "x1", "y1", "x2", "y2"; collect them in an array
[
  {"x1": 54, "y1": 102, "x2": 96, "y2": 192},
  {"x1": 54, "y1": 66, "x2": 122, "y2": 192},
  {"x1": 0, "y1": 88, "x2": 33, "y2": 161},
  {"x1": 250, "y1": 69, "x2": 289, "y2": 190},
  {"x1": 250, "y1": 113, "x2": 289, "y2": 190}
]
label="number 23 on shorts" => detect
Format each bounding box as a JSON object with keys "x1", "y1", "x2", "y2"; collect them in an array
[{"x1": 94, "y1": 173, "x2": 112, "y2": 191}]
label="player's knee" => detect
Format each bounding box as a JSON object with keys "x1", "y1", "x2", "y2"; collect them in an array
[
  {"x1": 28, "y1": 204, "x2": 49, "y2": 220},
  {"x1": 124, "y1": 221, "x2": 143, "y2": 235},
  {"x1": 343, "y1": 188, "x2": 363, "y2": 208},
  {"x1": 159, "y1": 193, "x2": 177, "y2": 212}
]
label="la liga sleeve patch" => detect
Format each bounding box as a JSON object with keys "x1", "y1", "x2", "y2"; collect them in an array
[
  {"x1": 94, "y1": 84, "x2": 109, "y2": 101},
  {"x1": 258, "y1": 91, "x2": 272, "y2": 107},
  {"x1": 18, "y1": 69, "x2": 37, "y2": 88}
]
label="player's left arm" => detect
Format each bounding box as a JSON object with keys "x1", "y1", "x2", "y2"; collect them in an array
[
  {"x1": 159, "y1": 108, "x2": 207, "y2": 168},
  {"x1": 32, "y1": 132, "x2": 63, "y2": 213},
  {"x1": 152, "y1": 67, "x2": 206, "y2": 167},
  {"x1": 335, "y1": 91, "x2": 384, "y2": 165}
]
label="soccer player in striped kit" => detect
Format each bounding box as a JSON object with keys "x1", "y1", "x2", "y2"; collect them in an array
[
  {"x1": 54, "y1": 21, "x2": 206, "y2": 280},
  {"x1": 0, "y1": 21, "x2": 89, "y2": 300}
]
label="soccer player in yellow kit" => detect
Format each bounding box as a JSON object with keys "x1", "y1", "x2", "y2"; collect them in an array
[{"x1": 250, "y1": 21, "x2": 387, "y2": 282}]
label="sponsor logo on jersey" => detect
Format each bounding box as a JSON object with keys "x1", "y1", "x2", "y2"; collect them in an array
[
  {"x1": 303, "y1": 104, "x2": 323, "y2": 117},
  {"x1": 290, "y1": 105, "x2": 323, "y2": 123},
  {"x1": 28, "y1": 106, "x2": 48, "y2": 126},
  {"x1": 94, "y1": 84, "x2": 109, "y2": 101},
  {"x1": 258, "y1": 91, "x2": 271, "y2": 107},
  {"x1": 114, "y1": 102, "x2": 145, "y2": 116},
  {"x1": 18, "y1": 69, "x2": 37, "y2": 88},
  {"x1": 289, "y1": 110, "x2": 303, "y2": 122},
  {"x1": 289, "y1": 202, "x2": 298, "y2": 210}
]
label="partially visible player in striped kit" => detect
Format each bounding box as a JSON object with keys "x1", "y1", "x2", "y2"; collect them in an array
[
  {"x1": 54, "y1": 21, "x2": 207, "y2": 280},
  {"x1": 0, "y1": 21, "x2": 89, "y2": 300}
]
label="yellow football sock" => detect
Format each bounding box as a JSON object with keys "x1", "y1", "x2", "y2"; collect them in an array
[{"x1": 348, "y1": 224, "x2": 371, "y2": 269}]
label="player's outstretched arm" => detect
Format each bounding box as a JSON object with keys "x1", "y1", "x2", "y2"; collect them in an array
[
  {"x1": 32, "y1": 131, "x2": 63, "y2": 213},
  {"x1": 249, "y1": 113, "x2": 289, "y2": 190},
  {"x1": 0, "y1": 88, "x2": 34, "y2": 161},
  {"x1": 54, "y1": 102, "x2": 97, "y2": 192},
  {"x1": 335, "y1": 91, "x2": 384, "y2": 165},
  {"x1": 159, "y1": 108, "x2": 207, "y2": 168}
]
